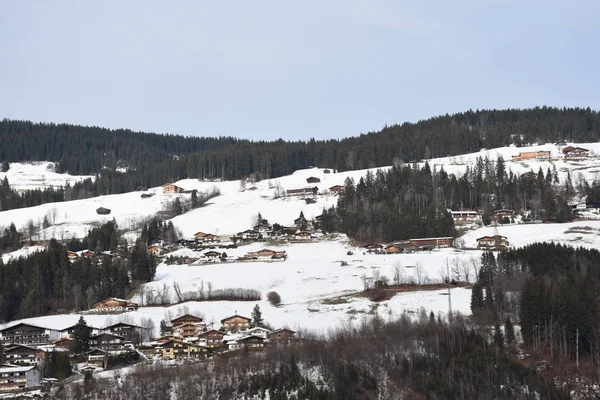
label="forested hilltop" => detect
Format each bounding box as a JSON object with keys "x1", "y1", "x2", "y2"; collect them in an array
[{"x1": 2, "y1": 107, "x2": 600, "y2": 189}]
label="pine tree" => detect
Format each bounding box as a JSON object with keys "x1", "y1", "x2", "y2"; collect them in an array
[
  {"x1": 504, "y1": 316, "x2": 515, "y2": 344},
  {"x1": 484, "y1": 286, "x2": 495, "y2": 313},
  {"x1": 494, "y1": 323, "x2": 504, "y2": 351},
  {"x1": 470, "y1": 283, "x2": 484, "y2": 315},
  {"x1": 160, "y1": 319, "x2": 169, "y2": 336},
  {"x1": 251, "y1": 304, "x2": 264, "y2": 327},
  {"x1": 72, "y1": 316, "x2": 91, "y2": 354}
]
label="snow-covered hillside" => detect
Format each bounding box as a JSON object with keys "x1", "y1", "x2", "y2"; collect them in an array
[
  {"x1": 2, "y1": 141, "x2": 599, "y2": 240},
  {"x1": 0, "y1": 162, "x2": 94, "y2": 191},
  {"x1": 0, "y1": 239, "x2": 473, "y2": 333},
  {"x1": 2, "y1": 142, "x2": 600, "y2": 334}
]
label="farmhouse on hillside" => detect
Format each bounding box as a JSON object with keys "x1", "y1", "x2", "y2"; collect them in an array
[
  {"x1": 197, "y1": 330, "x2": 226, "y2": 348},
  {"x1": 364, "y1": 243, "x2": 384, "y2": 254},
  {"x1": 477, "y1": 235, "x2": 509, "y2": 250},
  {"x1": 329, "y1": 185, "x2": 344, "y2": 194},
  {"x1": 409, "y1": 237, "x2": 454, "y2": 250},
  {"x1": 244, "y1": 249, "x2": 287, "y2": 260},
  {"x1": 563, "y1": 146, "x2": 590, "y2": 160},
  {"x1": 162, "y1": 183, "x2": 184, "y2": 194},
  {"x1": 89, "y1": 333, "x2": 126, "y2": 350},
  {"x1": 306, "y1": 176, "x2": 321, "y2": 183},
  {"x1": 450, "y1": 210, "x2": 480, "y2": 222},
  {"x1": 286, "y1": 187, "x2": 318, "y2": 197},
  {"x1": 93, "y1": 298, "x2": 139, "y2": 312},
  {"x1": 511, "y1": 151, "x2": 551, "y2": 161},
  {"x1": 221, "y1": 315, "x2": 252, "y2": 332}
]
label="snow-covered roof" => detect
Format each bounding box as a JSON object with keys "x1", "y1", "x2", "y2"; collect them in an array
[{"x1": 0, "y1": 365, "x2": 36, "y2": 374}]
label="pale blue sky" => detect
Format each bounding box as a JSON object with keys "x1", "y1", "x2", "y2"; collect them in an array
[{"x1": 1, "y1": 1, "x2": 598, "y2": 140}]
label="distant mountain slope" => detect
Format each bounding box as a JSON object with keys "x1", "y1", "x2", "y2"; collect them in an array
[{"x1": 2, "y1": 106, "x2": 600, "y2": 187}]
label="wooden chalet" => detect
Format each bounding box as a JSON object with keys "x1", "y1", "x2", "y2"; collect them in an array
[
  {"x1": 253, "y1": 224, "x2": 271, "y2": 233},
  {"x1": 193, "y1": 231, "x2": 208, "y2": 240},
  {"x1": 147, "y1": 245, "x2": 161, "y2": 256},
  {"x1": 197, "y1": 330, "x2": 226, "y2": 348},
  {"x1": 86, "y1": 348, "x2": 107, "y2": 368},
  {"x1": 244, "y1": 249, "x2": 287, "y2": 260},
  {"x1": 384, "y1": 244, "x2": 400, "y2": 254},
  {"x1": 159, "y1": 340, "x2": 208, "y2": 360},
  {"x1": 286, "y1": 187, "x2": 318, "y2": 197},
  {"x1": 236, "y1": 335, "x2": 266, "y2": 350},
  {"x1": 306, "y1": 176, "x2": 321, "y2": 183},
  {"x1": 171, "y1": 314, "x2": 203, "y2": 328},
  {"x1": 102, "y1": 322, "x2": 143, "y2": 345},
  {"x1": 3, "y1": 344, "x2": 40, "y2": 366},
  {"x1": 90, "y1": 333, "x2": 126, "y2": 350},
  {"x1": 268, "y1": 328, "x2": 296, "y2": 342},
  {"x1": 511, "y1": 151, "x2": 551, "y2": 161},
  {"x1": 93, "y1": 298, "x2": 139, "y2": 312},
  {"x1": 221, "y1": 315, "x2": 251, "y2": 332},
  {"x1": 409, "y1": 237, "x2": 454, "y2": 250},
  {"x1": 329, "y1": 184, "x2": 344, "y2": 194},
  {"x1": 162, "y1": 183, "x2": 184, "y2": 194},
  {"x1": 364, "y1": 243, "x2": 384, "y2": 254},
  {"x1": 490, "y1": 209, "x2": 514, "y2": 221},
  {"x1": 238, "y1": 229, "x2": 261, "y2": 240},
  {"x1": 563, "y1": 146, "x2": 589, "y2": 160},
  {"x1": 203, "y1": 250, "x2": 222, "y2": 261},
  {"x1": 173, "y1": 323, "x2": 205, "y2": 338},
  {"x1": 476, "y1": 235, "x2": 509, "y2": 250},
  {"x1": 323, "y1": 169, "x2": 331, "y2": 174},
  {"x1": 449, "y1": 210, "x2": 480, "y2": 222}
]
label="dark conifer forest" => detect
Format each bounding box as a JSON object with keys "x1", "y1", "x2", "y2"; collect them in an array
[{"x1": 2, "y1": 106, "x2": 600, "y2": 190}]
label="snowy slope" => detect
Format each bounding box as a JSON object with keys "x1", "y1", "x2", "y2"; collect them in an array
[
  {"x1": 0, "y1": 239, "x2": 473, "y2": 334},
  {"x1": 0, "y1": 162, "x2": 94, "y2": 191},
  {"x1": 3, "y1": 142, "x2": 600, "y2": 334},
  {"x1": 1, "y1": 142, "x2": 599, "y2": 239},
  {"x1": 1, "y1": 246, "x2": 45, "y2": 263},
  {"x1": 462, "y1": 220, "x2": 600, "y2": 249}
]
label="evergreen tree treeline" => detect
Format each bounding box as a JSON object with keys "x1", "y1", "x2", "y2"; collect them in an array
[
  {"x1": 2, "y1": 106, "x2": 600, "y2": 189},
  {"x1": 471, "y1": 243, "x2": 600, "y2": 363},
  {"x1": 0, "y1": 222, "x2": 157, "y2": 322},
  {"x1": 322, "y1": 157, "x2": 571, "y2": 243}
]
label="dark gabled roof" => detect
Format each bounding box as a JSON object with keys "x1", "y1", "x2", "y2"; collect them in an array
[
  {"x1": 236, "y1": 335, "x2": 266, "y2": 343},
  {"x1": 220, "y1": 315, "x2": 251, "y2": 323},
  {"x1": 103, "y1": 322, "x2": 144, "y2": 330},
  {"x1": 4, "y1": 344, "x2": 40, "y2": 353},
  {"x1": 171, "y1": 314, "x2": 203, "y2": 323},
  {"x1": 0, "y1": 322, "x2": 46, "y2": 332}
]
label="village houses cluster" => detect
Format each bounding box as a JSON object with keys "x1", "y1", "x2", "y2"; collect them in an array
[{"x1": 0, "y1": 298, "x2": 296, "y2": 393}]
